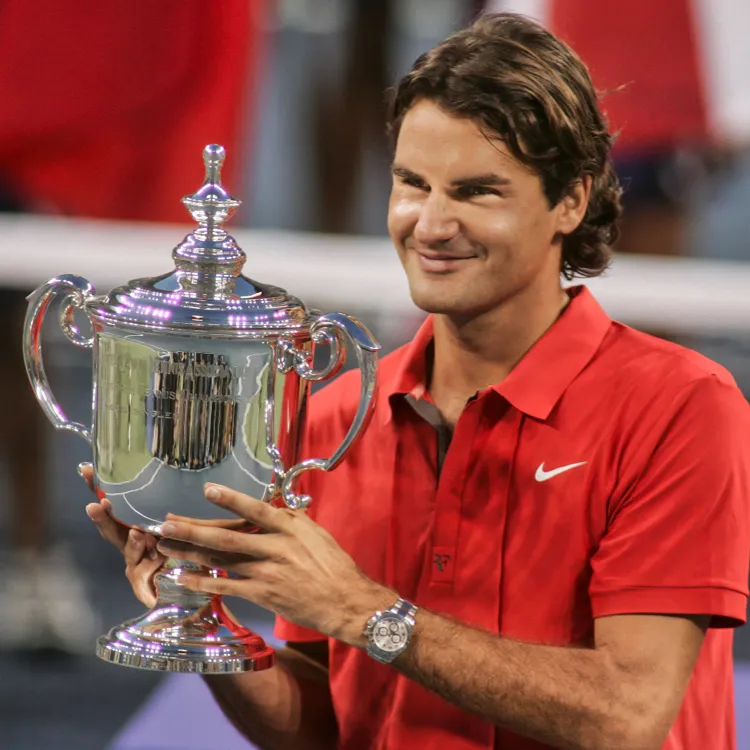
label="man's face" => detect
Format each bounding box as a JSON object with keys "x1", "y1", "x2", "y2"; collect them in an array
[{"x1": 388, "y1": 99, "x2": 571, "y2": 319}]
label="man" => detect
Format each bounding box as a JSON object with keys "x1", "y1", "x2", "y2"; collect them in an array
[{"x1": 84, "y1": 13, "x2": 750, "y2": 750}]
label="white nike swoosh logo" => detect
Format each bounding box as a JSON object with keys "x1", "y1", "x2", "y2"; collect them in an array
[{"x1": 535, "y1": 461, "x2": 587, "y2": 482}]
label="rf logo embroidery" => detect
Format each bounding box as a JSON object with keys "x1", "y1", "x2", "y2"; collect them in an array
[
  {"x1": 433, "y1": 553, "x2": 451, "y2": 572},
  {"x1": 431, "y1": 546, "x2": 455, "y2": 582},
  {"x1": 534, "y1": 461, "x2": 587, "y2": 482}
]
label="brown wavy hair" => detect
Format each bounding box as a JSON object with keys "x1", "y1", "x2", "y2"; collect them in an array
[{"x1": 387, "y1": 12, "x2": 621, "y2": 279}]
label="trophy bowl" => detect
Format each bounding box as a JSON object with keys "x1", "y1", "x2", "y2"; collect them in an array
[{"x1": 22, "y1": 145, "x2": 380, "y2": 673}]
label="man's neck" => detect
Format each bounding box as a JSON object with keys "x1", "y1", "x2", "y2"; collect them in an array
[{"x1": 429, "y1": 286, "x2": 570, "y2": 426}]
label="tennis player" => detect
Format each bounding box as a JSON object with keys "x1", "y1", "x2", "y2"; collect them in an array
[{"x1": 84, "y1": 13, "x2": 750, "y2": 750}]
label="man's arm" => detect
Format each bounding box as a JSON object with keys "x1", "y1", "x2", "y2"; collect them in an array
[
  {"x1": 157, "y1": 486, "x2": 715, "y2": 750},
  {"x1": 203, "y1": 640, "x2": 337, "y2": 750},
  {"x1": 341, "y1": 608, "x2": 707, "y2": 750}
]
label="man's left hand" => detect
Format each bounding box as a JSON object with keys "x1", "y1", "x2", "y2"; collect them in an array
[{"x1": 156, "y1": 484, "x2": 394, "y2": 645}]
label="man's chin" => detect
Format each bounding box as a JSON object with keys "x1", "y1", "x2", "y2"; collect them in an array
[{"x1": 408, "y1": 288, "x2": 477, "y2": 317}]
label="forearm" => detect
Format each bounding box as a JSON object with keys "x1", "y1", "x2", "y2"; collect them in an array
[
  {"x1": 203, "y1": 647, "x2": 337, "y2": 750},
  {"x1": 389, "y1": 611, "x2": 659, "y2": 750}
]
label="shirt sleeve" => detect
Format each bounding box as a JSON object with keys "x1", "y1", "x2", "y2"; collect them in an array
[{"x1": 590, "y1": 374, "x2": 750, "y2": 627}]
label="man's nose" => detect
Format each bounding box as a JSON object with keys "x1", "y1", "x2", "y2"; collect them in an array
[{"x1": 413, "y1": 193, "x2": 459, "y2": 245}]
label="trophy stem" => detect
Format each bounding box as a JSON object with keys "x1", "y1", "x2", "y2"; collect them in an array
[{"x1": 95, "y1": 558, "x2": 275, "y2": 673}]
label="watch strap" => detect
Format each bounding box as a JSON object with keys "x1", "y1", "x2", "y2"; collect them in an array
[{"x1": 388, "y1": 597, "x2": 417, "y2": 624}]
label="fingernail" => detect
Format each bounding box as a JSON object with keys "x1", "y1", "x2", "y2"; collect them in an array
[
  {"x1": 205, "y1": 486, "x2": 220, "y2": 500},
  {"x1": 128, "y1": 529, "x2": 141, "y2": 546},
  {"x1": 160, "y1": 522, "x2": 177, "y2": 537},
  {"x1": 148, "y1": 548, "x2": 159, "y2": 560},
  {"x1": 77, "y1": 462, "x2": 92, "y2": 477}
]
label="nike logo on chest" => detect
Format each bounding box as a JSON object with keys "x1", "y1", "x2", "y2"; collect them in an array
[{"x1": 534, "y1": 461, "x2": 587, "y2": 482}]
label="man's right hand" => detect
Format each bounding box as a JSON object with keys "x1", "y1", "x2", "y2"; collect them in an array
[
  {"x1": 79, "y1": 462, "x2": 165, "y2": 608},
  {"x1": 79, "y1": 463, "x2": 336, "y2": 748}
]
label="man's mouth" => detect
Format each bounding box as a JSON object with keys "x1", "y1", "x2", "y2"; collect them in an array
[{"x1": 415, "y1": 250, "x2": 477, "y2": 273}]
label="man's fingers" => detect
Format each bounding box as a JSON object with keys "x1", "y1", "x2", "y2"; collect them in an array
[
  {"x1": 86, "y1": 502, "x2": 129, "y2": 550},
  {"x1": 164, "y1": 512, "x2": 250, "y2": 530},
  {"x1": 124, "y1": 529, "x2": 148, "y2": 566},
  {"x1": 155, "y1": 538, "x2": 252, "y2": 571},
  {"x1": 126, "y1": 554, "x2": 165, "y2": 608},
  {"x1": 80, "y1": 462, "x2": 165, "y2": 608},
  {"x1": 176, "y1": 570, "x2": 249, "y2": 599},
  {"x1": 202, "y1": 484, "x2": 290, "y2": 532},
  {"x1": 80, "y1": 462, "x2": 129, "y2": 549},
  {"x1": 159, "y1": 520, "x2": 280, "y2": 558},
  {"x1": 144, "y1": 534, "x2": 161, "y2": 560},
  {"x1": 78, "y1": 462, "x2": 96, "y2": 493},
  {"x1": 155, "y1": 539, "x2": 204, "y2": 563}
]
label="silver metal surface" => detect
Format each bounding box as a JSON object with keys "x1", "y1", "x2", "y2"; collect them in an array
[
  {"x1": 95, "y1": 559, "x2": 275, "y2": 673},
  {"x1": 91, "y1": 329, "x2": 312, "y2": 526},
  {"x1": 23, "y1": 274, "x2": 96, "y2": 445},
  {"x1": 280, "y1": 311, "x2": 379, "y2": 509},
  {"x1": 86, "y1": 143, "x2": 310, "y2": 335},
  {"x1": 22, "y1": 144, "x2": 381, "y2": 672}
]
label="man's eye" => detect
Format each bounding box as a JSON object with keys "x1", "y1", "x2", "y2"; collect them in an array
[
  {"x1": 397, "y1": 175, "x2": 429, "y2": 191},
  {"x1": 458, "y1": 185, "x2": 499, "y2": 198}
]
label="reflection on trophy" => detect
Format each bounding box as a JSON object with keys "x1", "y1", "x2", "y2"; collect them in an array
[{"x1": 22, "y1": 144, "x2": 380, "y2": 673}]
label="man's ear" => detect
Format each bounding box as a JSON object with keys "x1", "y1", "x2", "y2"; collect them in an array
[{"x1": 556, "y1": 175, "x2": 592, "y2": 236}]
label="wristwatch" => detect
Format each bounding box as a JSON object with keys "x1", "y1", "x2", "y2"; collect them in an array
[{"x1": 364, "y1": 597, "x2": 418, "y2": 664}]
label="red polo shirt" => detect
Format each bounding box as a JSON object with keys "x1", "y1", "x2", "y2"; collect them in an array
[{"x1": 275, "y1": 286, "x2": 750, "y2": 750}]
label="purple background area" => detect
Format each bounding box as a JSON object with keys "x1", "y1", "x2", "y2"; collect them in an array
[{"x1": 109, "y1": 621, "x2": 750, "y2": 750}]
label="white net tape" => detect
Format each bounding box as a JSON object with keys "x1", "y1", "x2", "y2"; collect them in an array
[{"x1": 2, "y1": 212, "x2": 748, "y2": 336}]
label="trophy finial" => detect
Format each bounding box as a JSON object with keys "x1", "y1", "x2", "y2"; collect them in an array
[
  {"x1": 173, "y1": 144, "x2": 247, "y2": 286},
  {"x1": 203, "y1": 144, "x2": 226, "y2": 184},
  {"x1": 181, "y1": 143, "x2": 241, "y2": 232}
]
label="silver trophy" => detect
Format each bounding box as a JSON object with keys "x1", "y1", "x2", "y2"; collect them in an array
[{"x1": 22, "y1": 144, "x2": 380, "y2": 672}]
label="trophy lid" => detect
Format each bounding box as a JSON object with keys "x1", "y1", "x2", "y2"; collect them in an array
[{"x1": 88, "y1": 145, "x2": 310, "y2": 336}]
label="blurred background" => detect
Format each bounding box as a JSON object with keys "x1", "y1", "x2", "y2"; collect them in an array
[{"x1": 0, "y1": 1, "x2": 749, "y2": 748}]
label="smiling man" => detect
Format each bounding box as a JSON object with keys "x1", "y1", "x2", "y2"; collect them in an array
[{"x1": 86, "y1": 12, "x2": 750, "y2": 750}]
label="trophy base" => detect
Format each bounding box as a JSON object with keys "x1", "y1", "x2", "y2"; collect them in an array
[
  {"x1": 95, "y1": 560, "x2": 275, "y2": 673},
  {"x1": 96, "y1": 607, "x2": 275, "y2": 673}
]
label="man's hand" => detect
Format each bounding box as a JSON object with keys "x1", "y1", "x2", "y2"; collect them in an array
[
  {"x1": 80, "y1": 467, "x2": 339, "y2": 748},
  {"x1": 156, "y1": 484, "x2": 395, "y2": 642},
  {"x1": 79, "y1": 463, "x2": 165, "y2": 607}
]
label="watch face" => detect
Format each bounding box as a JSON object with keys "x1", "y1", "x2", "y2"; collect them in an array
[{"x1": 372, "y1": 615, "x2": 408, "y2": 653}]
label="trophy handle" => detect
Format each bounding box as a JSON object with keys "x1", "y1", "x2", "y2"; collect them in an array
[
  {"x1": 278, "y1": 312, "x2": 380, "y2": 509},
  {"x1": 23, "y1": 274, "x2": 96, "y2": 445}
]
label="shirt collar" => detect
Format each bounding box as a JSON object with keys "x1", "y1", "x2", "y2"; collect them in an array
[
  {"x1": 387, "y1": 315, "x2": 434, "y2": 410},
  {"x1": 385, "y1": 286, "x2": 612, "y2": 422}
]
